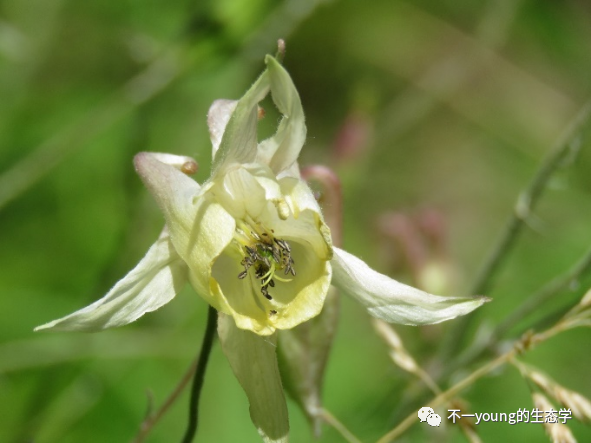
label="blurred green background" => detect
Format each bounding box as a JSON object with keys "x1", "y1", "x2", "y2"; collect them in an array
[{"x1": 2, "y1": 0, "x2": 591, "y2": 441}]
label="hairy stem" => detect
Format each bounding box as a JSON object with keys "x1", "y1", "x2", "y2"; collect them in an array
[{"x1": 181, "y1": 306, "x2": 218, "y2": 443}]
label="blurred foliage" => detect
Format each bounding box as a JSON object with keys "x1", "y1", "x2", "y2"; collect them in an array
[{"x1": 1, "y1": 0, "x2": 591, "y2": 441}]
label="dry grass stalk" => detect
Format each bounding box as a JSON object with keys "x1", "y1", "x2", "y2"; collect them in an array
[
  {"x1": 516, "y1": 361, "x2": 591, "y2": 423},
  {"x1": 532, "y1": 393, "x2": 577, "y2": 443},
  {"x1": 372, "y1": 319, "x2": 442, "y2": 394},
  {"x1": 372, "y1": 319, "x2": 419, "y2": 373}
]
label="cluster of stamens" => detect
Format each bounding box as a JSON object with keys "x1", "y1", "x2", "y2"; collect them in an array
[{"x1": 236, "y1": 225, "x2": 295, "y2": 305}]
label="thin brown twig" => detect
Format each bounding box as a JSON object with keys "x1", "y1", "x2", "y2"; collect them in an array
[
  {"x1": 377, "y1": 351, "x2": 515, "y2": 443},
  {"x1": 132, "y1": 357, "x2": 198, "y2": 443},
  {"x1": 376, "y1": 320, "x2": 567, "y2": 443}
]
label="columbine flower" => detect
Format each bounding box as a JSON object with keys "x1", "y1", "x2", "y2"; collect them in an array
[{"x1": 36, "y1": 54, "x2": 488, "y2": 441}]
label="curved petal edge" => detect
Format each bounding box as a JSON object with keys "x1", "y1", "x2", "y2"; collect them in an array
[
  {"x1": 35, "y1": 230, "x2": 187, "y2": 332},
  {"x1": 331, "y1": 247, "x2": 489, "y2": 326}
]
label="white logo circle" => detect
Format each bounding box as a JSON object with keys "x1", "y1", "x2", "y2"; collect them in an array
[
  {"x1": 427, "y1": 413, "x2": 442, "y2": 427},
  {"x1": 418, "y1": 407, "x2": 434, "y2": 422}
]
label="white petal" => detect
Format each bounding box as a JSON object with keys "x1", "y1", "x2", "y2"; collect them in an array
[
  {"x1": 243, "y1": 163, "x2": 284, "y2": 204},
  {"x1": 211, "y1": 70, "x2": 270, "y2": 175},
  {"x1": 35, "y1": 229, "x2": 187, "y2": 332},
  {"x1": 331, "y1": 247, "x2": 488, "y2": 325},
  {"x1": 278, "y1": 177, "x2": 323, "y2": 220},
  {"x1": 276, "y1": 161, "x2": 301, "y2": 180},
  {"x1": 182, "y1": 198, "x2": 236, "y2": 313},
  {"x1": 210, "y1": 163, "x2": 288, "y2": 221},
  {"x1": 208, "y1": 99, "x2": 238, "y2": 159},
  {"x1": 134, "y1": 152, "x2": 236, "y2": 313},
  {"x1": 257, "y1": 56, "x2": 306, "y2": 175},
  {"x1": 268, "y1": 241, "x2": 331, "y2": 330},
  {"x1": 134, "y1": 152, "x2": 201, "y2": 233},
  {"x1": 218, "y1": 313, "x2": 289, "y2": 443}
]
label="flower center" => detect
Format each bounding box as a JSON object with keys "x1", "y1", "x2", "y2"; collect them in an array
[{"x1": 234, "y1": 218, "x2": 296, "y2": 305}]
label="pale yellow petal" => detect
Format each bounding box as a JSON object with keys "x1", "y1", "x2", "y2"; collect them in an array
[
  {"x1": 212, "y1": 246, "x2": 274, "y2": 335},
  {"x1": 218, "y1": 313, "x2": 289, "y2": 443},
  {"x1": 270, "y1": 241, "x2": 331, "y2": 330},
  {"x1": 135, "y1": 152, "x2": 236, "y2": 312},
  {"x1": 210, "y1": 164, "x2": 267, "y2": 220}
]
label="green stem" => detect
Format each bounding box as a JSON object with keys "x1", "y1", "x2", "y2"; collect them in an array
[
  {"x1": 386, "y1": 243, "x2": 591, "y2": 428},
  {"x1": 440, "y1": 99, "x2": 591, "y2": 360},
  {"x1": 444, "y1": 244, "x2": 591, "y2": 375},
  {"x1": 181, "y1": 306, "x2": 218, "y2": 443},
  {"x1": 319, "y1": 409, "x2": 363, "y2": 443},
  {"x1": 495, "y1": 245, "x2": 591, "y2": 337}
]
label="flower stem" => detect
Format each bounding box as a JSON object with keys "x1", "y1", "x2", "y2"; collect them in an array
[
  {"x1": 471, "y1": 99, "x2": 590, "y2": 297},
  {"x1": 319, "y1": 409, "x2": 363, "y2": 443},
  {"x1": 493, "y1": 245, "x2": 591, "y2": 339},
  {"x1": 440, "y1": 99, "x2": 591, "y2": 360},
  {"x1": 181, "y1": 306, "x2": 218, "y2": 443},
  {"x1": 445, "y1": 244, "x2": 591, "y2": 374}
]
